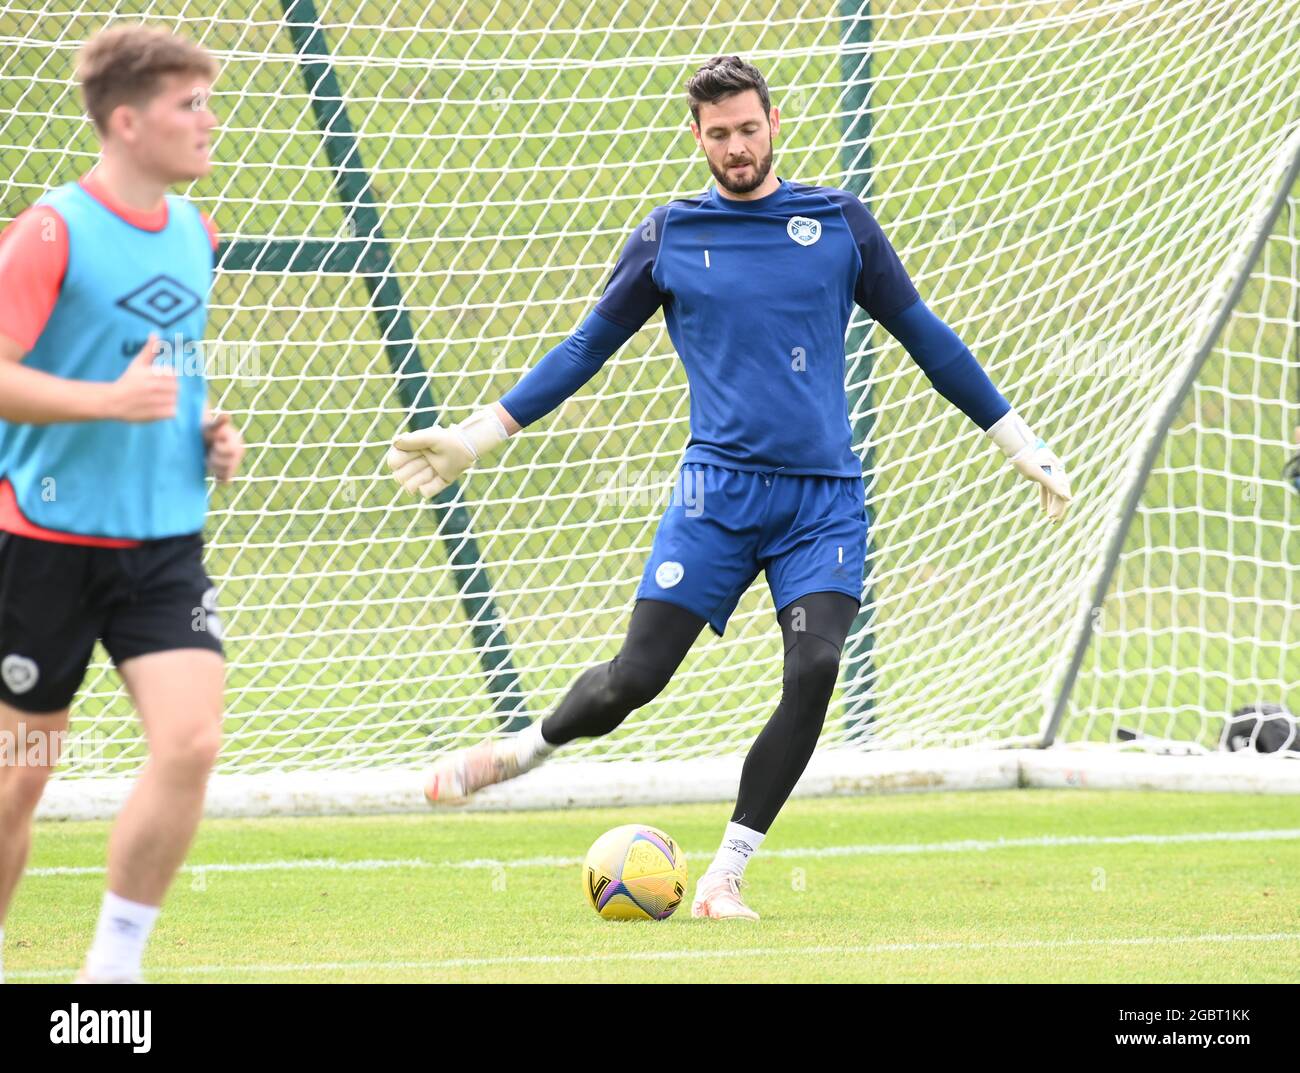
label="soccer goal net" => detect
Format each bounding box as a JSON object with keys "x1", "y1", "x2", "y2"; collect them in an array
[{"x1": 1, "y1": 1, "x2": 1296, "y2": 811}]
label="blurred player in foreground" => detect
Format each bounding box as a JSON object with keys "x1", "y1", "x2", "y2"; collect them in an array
[{"x1": 0, "y1": 25, "x2": 242, "y2": 981}]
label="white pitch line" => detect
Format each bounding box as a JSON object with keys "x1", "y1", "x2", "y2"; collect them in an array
[
  {"x1": 23, "y1": 827, "x2": 1300, "y2": 879},
  {"x1": 9, "y1": 931, "x2": 1300, "y2": 981}
]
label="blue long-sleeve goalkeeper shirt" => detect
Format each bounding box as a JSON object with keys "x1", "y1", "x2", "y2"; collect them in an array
[{"x1": 500, "y1": 177, "x2": 1009, "y2": 477}]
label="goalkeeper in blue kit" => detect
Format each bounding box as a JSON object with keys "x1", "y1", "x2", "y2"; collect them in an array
[{"x1": 388, "y1": 56, "x2": 1072, "y2": 920}]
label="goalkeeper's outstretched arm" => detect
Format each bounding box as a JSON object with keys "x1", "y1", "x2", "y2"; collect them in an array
[
  {"x1": 824, "y1": 188, "x2": 1073, "y2": 522},
  {"x1": 386, "y1": 311, "x2": 635, "y2": 497},
  {"x1": 875, "y1": 298, "x2": 1072, "y2": 522},
  {"x1": 387, "y1": 207, "x2": 668, "y2": 498}
]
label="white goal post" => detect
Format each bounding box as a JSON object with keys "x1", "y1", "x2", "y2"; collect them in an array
[{"x1": 1, "y1": 1, "x2": 1296, "y2": 817}]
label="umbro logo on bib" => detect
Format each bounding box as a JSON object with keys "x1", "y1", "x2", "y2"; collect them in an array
[
  {"x1": 786, "y1": 216, "x2": 821, "y2": 246},
  {"x1": 115, "y1": 274, "x2": 201, "y2": 330}
]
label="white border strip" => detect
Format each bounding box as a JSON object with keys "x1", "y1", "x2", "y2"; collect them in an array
[{"x1": 33, "y1": 748, "x2": 1300, "y2": 821}]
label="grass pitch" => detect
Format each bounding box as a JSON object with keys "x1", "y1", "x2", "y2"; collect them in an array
[{"x1": 7, "y1": 788, "x2": 1300, "y2": 983}]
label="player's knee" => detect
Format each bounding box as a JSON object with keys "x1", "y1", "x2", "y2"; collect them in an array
[
  {"x1": 155, "y1": 721, "x2": 223, "y2": 778},
  {"x1": 605, "y1": 655, "x2": 671, "y2": 712},
  {"x1": 787, "y1": 635, "x2": 842, "y2": 699},
  {"x1": 552, "y1": 645, "x2": 679, "y2": 742},
  {"x1": 578, "y1": 657, "x2": 671, "y2": 737},
  {"x1": 0, "y1": 762, "x2": 55, "y2": 820}
]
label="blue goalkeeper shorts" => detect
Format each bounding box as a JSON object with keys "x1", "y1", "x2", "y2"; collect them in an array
[{"x1": 634, "y1": 462, "x2": 868, "y2": 637}]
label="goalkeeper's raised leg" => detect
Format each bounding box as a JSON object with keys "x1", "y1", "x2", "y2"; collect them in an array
[
  {"x1": 388, "y1": 405, "x2": 708, "y2": 807},
  {"x1": 420, "y1": 596, "x2": 706, "y2": 805}
]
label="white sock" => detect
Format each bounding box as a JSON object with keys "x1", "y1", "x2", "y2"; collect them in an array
[
  {"x1": 707, "y1": 821, "x2": 766, "y2": 878},
  {"x1": 508, "y1": 720, "x2": 557, "y2": 772},
  {"x1": 84, "y1": 892, "x2": 160, "y2": 980}
]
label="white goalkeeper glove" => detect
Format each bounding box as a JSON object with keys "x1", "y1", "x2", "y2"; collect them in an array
[
  {"x1": 386, "y1": 407, "x2": 511, "y2": 498},
  {"x1": 987, "y1": 409, "x2": 1073, "y2": 523}
]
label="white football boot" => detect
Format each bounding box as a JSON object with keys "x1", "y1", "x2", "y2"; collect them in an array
[
  {"x1": 691, "y1": 870, "x2": 760, "y2": 921},
  {"x1": 424, "y1": 739, "x2": 522, "y2": 805}
]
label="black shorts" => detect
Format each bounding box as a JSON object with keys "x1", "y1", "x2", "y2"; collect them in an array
[{"x1": 0, "y1": 530, "x2": 224, "y2": 714}]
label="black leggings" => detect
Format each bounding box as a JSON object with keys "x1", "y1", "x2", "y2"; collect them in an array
[{"x1": 540, "y1": 591, "x2": 860, "y2": 834}]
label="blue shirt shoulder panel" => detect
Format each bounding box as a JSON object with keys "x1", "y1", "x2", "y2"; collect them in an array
[
  {"x1": 788, "y1": 183, "x2": 920, "y2": 322},
  {"x1": 593, "y1": 196, "x2": 706, "y2": 330}
]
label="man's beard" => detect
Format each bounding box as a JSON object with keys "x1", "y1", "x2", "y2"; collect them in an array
[{"x1": 710, "y1": 142, "x2": 774, "y2": 194}]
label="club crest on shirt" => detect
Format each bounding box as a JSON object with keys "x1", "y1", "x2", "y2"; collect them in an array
[
  {"x1": 786, "y1": 216, "x2": 821, "y2": 246},
  {"x1": 655, "y1": 561, "x2": 684, "y2": 589},
  {"x1": 1, "y1": 654, "x2": 39, "y2": 695}
]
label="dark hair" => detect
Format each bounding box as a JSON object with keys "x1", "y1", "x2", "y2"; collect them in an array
[
  {"x1": 78, "y1": 25, "x2": 216, "y2": 133},
  {"x1": 686, "y1": 55, "x2": 770, "y2": 125}
]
